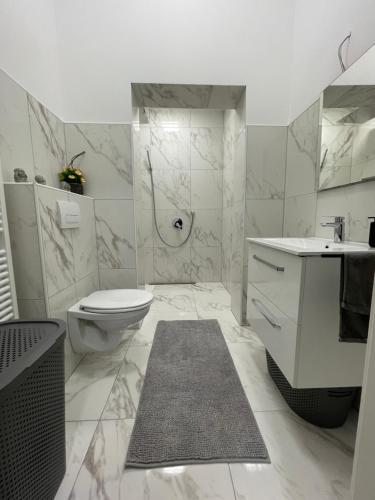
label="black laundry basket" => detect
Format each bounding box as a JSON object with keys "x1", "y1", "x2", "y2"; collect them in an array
[
  {"x1": 0, "y1": 320, "x2": 66, "y2": 500},
  {"x1": 266, "y1": 350, "x2": 357, "y2": 428}
]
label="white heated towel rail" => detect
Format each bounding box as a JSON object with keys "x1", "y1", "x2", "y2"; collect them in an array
[{"x1": 0, "y1": 166, "x2": 18, "y2": 321}]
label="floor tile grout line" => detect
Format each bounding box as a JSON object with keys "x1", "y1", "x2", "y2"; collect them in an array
[
  {"x1": 64, "y1": 418, "x2": 100, "y2": 499},
  {"x1": 227, "y1": 462, "x2": 240, "y2": 500},
  {"x1": 97, "y1": 338, "x2": 135, "y2": 422}
]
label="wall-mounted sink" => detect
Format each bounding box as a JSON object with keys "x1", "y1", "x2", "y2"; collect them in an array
[
  {"x1": 246, "y1": 237, "x2": 372, "y2": 256},
  {"x1": 246, "y1": 237, "x2": 367, "y2": 391}
]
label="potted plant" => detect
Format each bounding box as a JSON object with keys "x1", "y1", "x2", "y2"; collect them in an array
[{"x1": 59, "y1": 151, "x2": 86, "y2": 194}]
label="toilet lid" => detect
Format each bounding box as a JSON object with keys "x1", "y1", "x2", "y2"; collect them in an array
[{"x1": 80, "y1": 289, "x2": 153, "y2": 313}]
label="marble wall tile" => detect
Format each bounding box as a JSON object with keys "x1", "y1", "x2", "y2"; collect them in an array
[
  {"x1": 17, "y1": 299, "x2": 47, "y2": 319},
  {"x1": 99, "y1": 268, "x2": 138, "y2": 289},
  {"x1": 191, "y1": 128, "x2": 223, "y2": 170},
  {"x1": 0, "y1": 70, "x2": 34, "y2": 182},
  {"x1": 246, "y1": 126, "x2": 287, "y2": 200},
  {"x1": 351, "y1": 125, "x2": 375, "y2": 183},
  {"x1": 285, "y1": 99, "x2": 320, "y2": 198},
  {"x1": 191, "y1": 109, "x2": 224, "y2": 128},
  {"x1": 28, "y1": 94, "x2": 66, "y2": 188},
  {"x1": 318, "y1": 176, "x2": 375, "y2": 243},
  {"x1": 48, "y1": 282, "x2": 82, "y2": 381},
  {"x1": 191, "y1": 246, "x2": 221, "y2": 282},
  {"x1": 76, "y1": 272, "x2": 99, "y2": 300},
  {"x1": 283, "y1": 193, "x2": 317, "y2": 237},
  {"x1": 138, "y1": 209, "x2": 153, "y2": 248},
  {"x1": 320, "y1": 124, "x2": 354, "y2": 168},
  {"x1": 153, "y1": 246, "x2": 191, "y2": 283},
  {"x1": 152, "y1": 169, "x2": 190, "y2": 209},
  {"x1": 134, "y1": 108, "x2": 225, "y2": 283},
  {"x1": 150, "y1": 127, "x2": 190, "y2": 170},
  {"x1": 191, "y1": 170, "x2": 222, "y2": 209},
  {"x1": 191, "y1": 209, "x2": 222, "y2": 247},
  {"x1": 245, "y1": 199, "x2": 284, "y2": 238},
  {"x1": 233, "y1": 128, "x2": 247, "y2": 204},
  {"x1": 37, "y1": 187, "x2": 75, "y2": 297},
  {"x1": 152, "y1": 208, "x2": 193, "y2": 248},
  {"x1": 95, "y1": 199, "x2": 136, "y2": 269},
  {"x1": 70, "y1": 193, "x2": 97, "y2": 280},
  {"x1": 143, "y1": 247, "x2": 154, "y2": 284},
  {"x1": 133, "y1": 83, "x2": 244, "y2": 110},
  {"x1": 133, "y1": 83, "x2": 212, "y2": 108},
  {"x1": 4, "y1": 183, "x2": 44, "y2": 300},
  {"x1": 65, "y1": 123, "x2": 133, "y2": 199},
  {"x1": 315, "y1": 188, "x2": 350, "y2": 240},
  {"x1": 144, "y1": 107, "x2": 190, "y2": 127}
]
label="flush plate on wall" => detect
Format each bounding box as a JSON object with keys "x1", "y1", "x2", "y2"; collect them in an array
[{"x1": 57, "y1": 200, "x2": 80, "y2": 229}]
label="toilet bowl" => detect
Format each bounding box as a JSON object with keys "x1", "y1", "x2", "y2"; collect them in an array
[{"x1": 68, "y1": 289, "x2": 153, "y2": 353}]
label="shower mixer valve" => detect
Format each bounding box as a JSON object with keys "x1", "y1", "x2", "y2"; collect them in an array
[{"x1": 172, "y1": 217, "x2": 183, "y2": 230}]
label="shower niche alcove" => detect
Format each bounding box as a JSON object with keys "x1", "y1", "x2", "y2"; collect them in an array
[{"x1": 131, "y1": 83, "x2": 247, "y2": 322}]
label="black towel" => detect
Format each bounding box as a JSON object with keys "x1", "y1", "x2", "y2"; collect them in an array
[{"x1": 340, "y1": 252, "x2": 375, "y2": 343}]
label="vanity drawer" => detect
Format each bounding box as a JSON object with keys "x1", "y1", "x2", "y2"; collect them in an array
[
  {"x1": 248, "y1": 244, "x2": 303, "y2": 322},
  {"x1": 247, "y1": 284, "x2": 298, "y2": 385}
]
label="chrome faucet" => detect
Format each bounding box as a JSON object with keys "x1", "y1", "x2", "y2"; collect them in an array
[{"x1": 320, "y1": 216, "x2": 345, "y2": 243}]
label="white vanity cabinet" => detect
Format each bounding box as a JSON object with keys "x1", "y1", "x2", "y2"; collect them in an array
[{"x1": 247, "y1": 241, "x2": 367, "y2": 388}]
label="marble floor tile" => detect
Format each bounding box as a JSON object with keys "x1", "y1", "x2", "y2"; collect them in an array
[
  {"x1": 230, "y1": 410, "x2": 353, "y2": 500},
  {"x1": 62, "y1": 283, "x2": 355, "y2": 500},
  {"x1": 151, "y1": 284, "x2": 196, "y2": 313},
  {"x1": 69, "y1": 419, "x2": 237, "y2": 500},
  {"x1": 131, "y1": 311, "x2": 199, "y2": 346},
  {"x1": 65, "y1": 355, "x2": 122, "y2": 421},
  {"x1": 228, "y1": 343, "x2": 288, "y2": 412},
  {"x1": 101, "y1": 361, "x2": 137, "y2": 420},
  {"x1": 321, "y1": 409, "x2": 358, "y2": 453},
  {"x1": 197, "y1": 310, "x2": 263, "y2": 346},
  {"x1": 121, "y1": 464, "x2": 236, "y2": 500},
  {"x1": 192, "y1": 282, "x2": 231, "y2": 312},
  {"x1": 120, "y1": 346, "x2": 152, "y2": 410},
  {"x1": 54, "y1": 421, "x2": 98, "y2": 500},
  {"x1": 68, "y1": 419, "x2": 134, "y2": 500}
]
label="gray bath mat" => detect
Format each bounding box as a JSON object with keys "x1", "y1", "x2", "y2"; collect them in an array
[{"x1": 126, "y1": 319, "x2": 270, "y2": 468}]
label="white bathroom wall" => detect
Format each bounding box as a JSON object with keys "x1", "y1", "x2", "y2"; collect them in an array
[
  {"x1": 53, "y1": 0, "x2": 295, "y2": 125},
  {"x1": 289, "y1": 0, "x2": 375, "y2": 122},
  {"x1": 4, "y1": 183, "x2": 99, "y2": 380},
  {"x1": 283, "y1": 100, "x2": 320, "y2": 238},
  {"x1": 283, "y1": 97, "x2": 375, "y2": 243},
  {"x1": 64, "y1": 123, "x2": 137, "y2": 289},
  {"x1": 221, "y1": 92, "x2": 247, "y2": 323},
  {"x1": 135, "y1": 108, "x2": 224, "y2": 283},
  {"x1": 1, "y1": 1, "x2": 375, "y2": 127},
  {"x1": 0, "y1": 69, "x2": 66, "y2": 186},
  {"x1": 0, "y1": 0, "x2": 63, "y2": 118}
]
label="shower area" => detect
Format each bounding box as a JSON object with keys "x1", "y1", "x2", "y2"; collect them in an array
[{"x1": 131, "y1": 84, "x2": 247, "y2": 322}]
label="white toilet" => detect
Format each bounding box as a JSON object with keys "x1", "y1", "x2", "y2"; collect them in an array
[{"x1": 68, "y1": 289, "x2": 153, "y2": 353}]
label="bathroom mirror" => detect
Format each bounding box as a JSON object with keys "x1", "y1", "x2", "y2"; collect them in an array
[{"x1": 319, "y1": 44, "x2": 375, "y2": 190}]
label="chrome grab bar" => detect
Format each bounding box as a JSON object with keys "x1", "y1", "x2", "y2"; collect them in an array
[
  {"x1": 252, "y1": 298, "x2": 281, "y2": 329},
  {"x1": 253, "y1": 254, "x2": 284, "y2": 272}
]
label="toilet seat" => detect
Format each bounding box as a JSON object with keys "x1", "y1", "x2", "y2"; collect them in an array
[{"x1": 79, "y1": 289, "x2": 153, "y2": 314}]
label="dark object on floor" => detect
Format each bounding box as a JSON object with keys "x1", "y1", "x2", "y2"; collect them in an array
[
  {"x1": 0, "y1": 320, "x2": 66, "y2": 500},
  {"x1": 13, "y1": 168, "x2": 28, "y2": 182},
  {"x1": 340, "y1": 252, "x2": 375, "y2": 343},
  {"x1": 266, "y1": 350, "x2": 357, "y2": 428},
  {"x1": 126, "y1": 319, "x2": 269, "y2": 467}
]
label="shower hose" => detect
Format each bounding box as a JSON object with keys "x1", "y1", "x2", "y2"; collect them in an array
[{"x1": 146, "y1": 150, "x2": 194, "y2": 248}]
